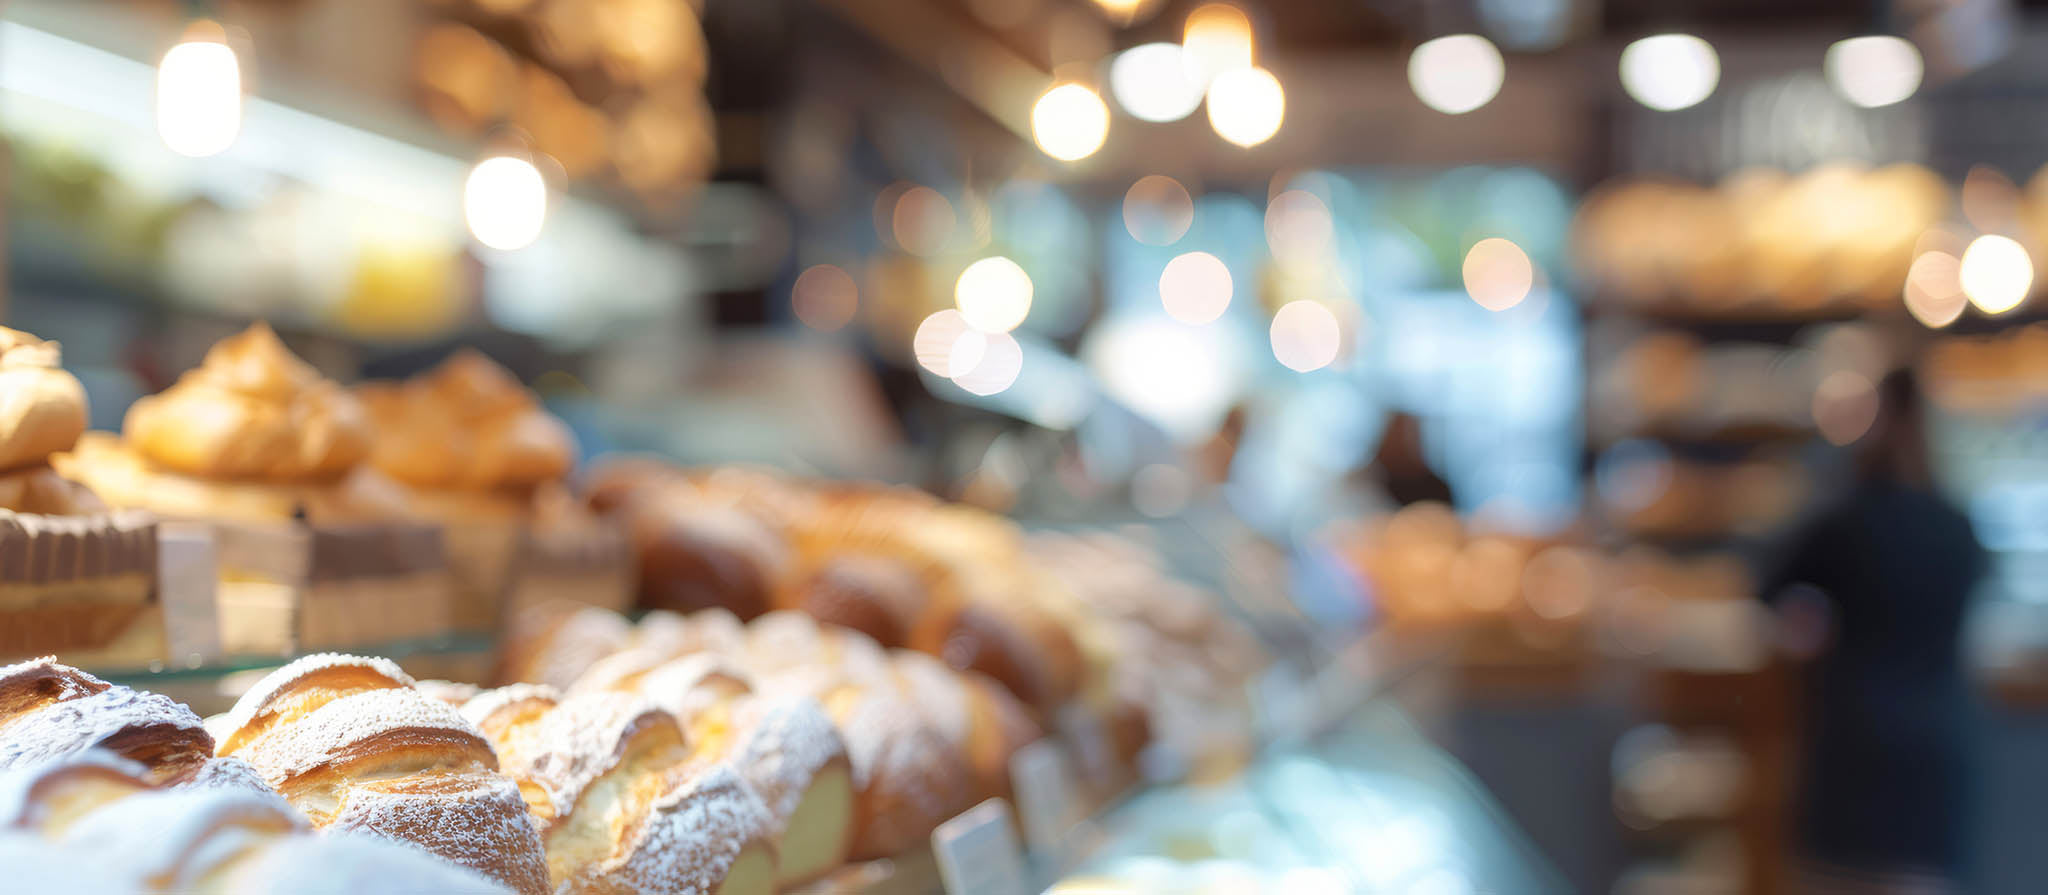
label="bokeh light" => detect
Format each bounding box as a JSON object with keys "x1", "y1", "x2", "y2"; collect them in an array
[
  {"x1": 1523, "y1": 546, "x2": 1595, "y2": 621},
  {"x1": 1264, "y1": 190, "x2": 1334, "y2": 265},
  {"x1": 951, "y1": 330, "x2": 1023, "y2": 395},
  {"x1": 1183, "y1": 4, "x2": 1254, "y2": 86},
  {"x1": 1207, "y1": 66, "x2": 1285, "y2": 147},
  {"x1": 1825, "y1": 36, "x2": 1922, "y2": 108},
  {"x1": 1123, "y1": 175, "x2": 1195, "y2": 245},
  {"x1": 464, "y1": 155, "x2": 549, "y2": 250},
  {"x1": 914, "y1": 309, "x2": 979, "y2": 376},
  {"x1": 1903, "y1": 250, "x2": 1967, "y2": 328},
  {"x1": 1110, "y1": 43, "x2": 1205, "y2": 123},
  {"x1": 1032, "y1": 83, "x2": 1111, "y2": 161},
  {"x1": 1813, "y1": 370, "x2": 1878, "y2": 445},
  {"x1": 1959, "y1": 234, "x2": 2033, "y2": 315},
  {"x1": 1461, "y1": 238, "x2": 1535, "y2": 311},
  {"x1": 891, "y1": 186, "x2": 957, "y2": 256},
  {"x1": 792, "y1": 264, "x2": 858, "y2": 332},
  {"x1": 1619, "y1": 34, "x2": 1719, "y2": 111},
  {"x1": 1408, "y1": 34, "x2": 1505, "y2": 115},
  {"x1": 1159, "y1": 251, "x2": 1233, "y2": 324},
  {"x1": 156, "y1": 31, "x2": 242, "y2": 157},
  {"x1": 955, "y1": 256, "x2": 1034, "y2": 333},
  {"x1": 1269, "y1": 300, "x2": 1340, "y2": 371}
]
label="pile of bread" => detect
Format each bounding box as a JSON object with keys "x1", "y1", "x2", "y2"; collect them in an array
[{"x1": 1573, "y1": 163, "x2": 1948, "y2": 315}]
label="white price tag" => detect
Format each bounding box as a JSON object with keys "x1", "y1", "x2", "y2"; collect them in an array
[
  {"x1": 1008, "y1": 739, "x2": 1076, "y2": 857},
  {"x1": 932, "y1": 798, "x2": 1030, "y2": 895}
]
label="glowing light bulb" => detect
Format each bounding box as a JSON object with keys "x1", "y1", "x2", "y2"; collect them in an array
[
  {"x1": 1206, "y1": 66, "x2": 1284, "y2": 147},
  {"x1": 1959, "y1": 234, "x2": 2033, "y2": 315},
  {"x1": 1110, "y1": 43, "x2": 1204, "y2": 123},
  {"x1": 955, "y1": 256, "x2": 1034, "y2": 332},
  {"x1": 1269, "y1": 300, "x2": 1339, "y2": 371},
  {"x1": 1183, "y1": 4, "x2": 1253, "y2": 86},
  {"x1": 1159, "y1": 252, "x2": 1232, "y2": 324},
  {"x1": 1620, "y1": 33, "x2": 1719, "y2": 111},
  {"x1": 1825, "y1": 36, "x2": 1923, "y2": 108},
  {"x1": 156, "y1": 31, "x2": 242, "y2": 157},
  {"x1": 1031, "y1": 83, "x2": 1110, "y2": 162},
  {"x1": 464, "y1": 155, "x2": 549, "y2": 251},
  {"x1": 1408, "y1": 34, "x2": 1504, "y2": 115},
  {"x1": 1462, "y1": 238, "x2": 1534, "y2": 311}
]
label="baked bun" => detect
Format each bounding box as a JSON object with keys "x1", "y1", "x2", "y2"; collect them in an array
[
  {"x1": 631, "y1": 499, "x2": 786, "y2": 620},
  {"x1": 497, "y1": 601, "x2": 632, "y2": 690},
  {"x1": 0, "y1": 328, "x2": 88, "y2": 474},
  {"x1": 889, "y1": 651, "x2": 1039, "y2": 801},
  {"x1": 812, "y1": 678, "x2": 974, "y2": 861},
  {"x1": 215, "y1": 653, "x2": 550, "y2": 895},
  {"x1": 793, "y1": 554, "x2": 926, "y2": 648},
  {"x1": 0, "y1": 465, "x2": 106, "y2": 515},
  {"x1": 54, "y1": 432, "x2": 413, "y2": 523},
  {"x1": 464, "y1": 687, "x2": 777, "y2": 895},
  {"x1": 631, "y1": 608, "x2": 746, "y2": 659},
  {"x1": 0, "y1": 657, "x2": 213, "y2": 787},
  {"x1": 123, "y1": 323, "x2": 371, "y2": 482},
  {"x1": 723, "y1": 693, "x2": 854, "y2": 887},
  {"x1": 357, "y1": 351, "x2": 576, "y2": 492}
]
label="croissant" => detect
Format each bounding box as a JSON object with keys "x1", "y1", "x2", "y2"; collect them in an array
[
  {"x1": 214, "y1": 653, "x2": 551, "y2": 895},
  {"x1": 0, "y1": 754, "x2": 512, "y2": 893},
  {"x1": 462, "y1": 686, "x2": 777, "y2": 895}
]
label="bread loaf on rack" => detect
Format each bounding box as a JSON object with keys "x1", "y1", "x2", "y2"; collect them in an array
[
  {"x1": 213, "y1": 653, "x2": 551, "y2": 895},
  {"x1": 461, "y1": 686, "x2": 778, "y2": 895},
  {"x1": 0, "y1": 754, "x2": 512, "y2": 893}
]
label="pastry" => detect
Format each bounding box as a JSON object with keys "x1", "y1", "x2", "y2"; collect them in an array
[
  {"x1": 0, "y1": 754, "x2": 513, "y2": 893},
  {"x1": 496, "y1": 601, "x2": 633, "y2": 690},
  {"x1": 0, "y1": 658, "x2": 213, "y2": 787},
  {"x1": 124, "y1": 323, "x2": 371, "y2": 482},
  {"x1": 0, "y1": 327, "x2": 89, "y2": 474},
  {"x1": 358, "y1": 350, "x2": 575, "y2": 493},
  {"x1": 214, "y1": 653, "x2": 551, "y2": 895},
  {"x1": 462, "y1": 687, "x2": 777, "y2": 895},
  {"x1": 889, "y1": 651, "x2": 1039, "y2": 801}
]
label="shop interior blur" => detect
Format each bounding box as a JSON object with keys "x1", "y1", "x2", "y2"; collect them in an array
[{"x1": 4, "y1": 0, "x2": 2048, "y2": 893}]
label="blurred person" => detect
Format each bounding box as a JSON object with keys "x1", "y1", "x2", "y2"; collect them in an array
[
  {"x1": 1766, "y1": 368, "x2": 1985, "y2": 894},
  {"x1": 1369, "y1": 412, "x2": 1453, "y2": 508}
]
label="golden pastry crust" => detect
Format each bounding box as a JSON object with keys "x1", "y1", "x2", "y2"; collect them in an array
[
  {"x1": 123, "y1": 323, "x2": 371, "y2": 482},
  {"x1": 0, "y1": 328, "x2": 88, "y2": 475},
  {"x1": 216, "y1": 653, "x2": 551, "y2": 895},
  {"x1": 55, "y1": 432, "x2": 410, "y2": 523},
  {"x1": 359, "y1": 351, "x2": 575, "y2": 492},
  {"x1": 0, "y1": 658, "x2": 214, "y2": 787},
  {"x1": 0, "y1": 465, "x2": 105, "y2": 516}
]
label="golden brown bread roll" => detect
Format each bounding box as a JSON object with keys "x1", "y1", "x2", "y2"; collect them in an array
[
  {"x1": 792, "y1": 554, "x2": 927, "y2": 648},
  {"x1": 888, "y1": 651, "x2": 1039, "y2": 801},
  {"x1": 55, "y1": 431, "x2": 413, "y2": 524},
  {"x1": 0, "y1": 658, "x2": 213, "y2": 787},
  {"x1": 0, "y1": 465, "x2": 106, "y2": 516},
  {"x1": 357, "y1": 351, "x2": 576, "y2": 492},
  {"x1": 0, "y1": 328, "x2": 88, "y2": 475},
  {"x1": 0, "y1": 754, "x2": 515, "y2": 893},
  {"x1": 214, "y1": 653, "x2": 550, "y2": 895},
  {"x1": 497, "y1": 601, "x2": 633, "y2": 690},
  {"x1": 461, "y1": 687, "x2": 777, "y2": 895},
  {"x1": 630, "y1": 499, "x2": 787, "y2": 620},
  {"x1": 123, "y1": 323, "x2": 371, "y2": 482}
]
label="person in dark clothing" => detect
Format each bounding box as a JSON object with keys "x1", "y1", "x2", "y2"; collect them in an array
[
  {"x1": 1766, "y1": 368, "x2": 1986, "y2": 892},
  {"x1": 1371, "y1": 412, "x2": 1454, "y2": 508}
]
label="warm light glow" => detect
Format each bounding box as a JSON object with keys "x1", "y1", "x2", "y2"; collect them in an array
[
  {"x1": 1159, "y1": 252, "x2": 1232, "y2": 324},
  {"x1": 1825, "y1": 36, "x2": 1922, "y2": 108},
  {"x1": 1183, "y1": 4, "x2": 1254, "y2": 86},
  {"x1": 156, "y1": 34, "x2": 242, "y2": 157},
  {"x1": 1032, "y1": 83, "x2": 1110, "y2": 161},
  {"x1": 1813, "y1": 371, "x2": 1878, "y2": 445},
  {"x1": 1123, "y1": 175, "x2": 1194, "y2": 245},
  {"x1": 952, "y1": 330, "x2": 1023, "y2": 395},
  {"x1": 792, "y1": 264, "x2": 858, "y2": 332},
  {"x1": 1110, "y1": 43, "x2": 1205, "y2": 123},
  {"x1": 1269, "y1": 300, "x2": 1339, "y2": 371},
  {"x1": 464, "y1": 155, "x2": 548, "y2": 250},
  {"x1": 891, "y1": 186, "x2": 956, "y2": 255},
  {"x1": 1265, "y1": 189, "x2": 1333, "y2": 264},
  {"x1": 955, "y1": 256, "x2": 1034, "y2": 333},
  {"x1": 1206, "y1": 66, "x2": 1284, "y2": 147},
  {"x1": 1620, "y1": 34, "x2": 1719, "y2": 111},
  {"x1": 1959, "y1": 234, "x2": 2033, "y2": 314},
  {"x1": 914, "y1": 309, "x2": 979, "y2": 376},
  {"x1": 1903, "y1": 251, "x2": 1967, "y2": 328},
  {"x1": 1462, "y1": 238, "x2": 1535, "y2": 311},
  {"x1": 1408, "y1": 34, "x2": 1504, "y2": 115}
]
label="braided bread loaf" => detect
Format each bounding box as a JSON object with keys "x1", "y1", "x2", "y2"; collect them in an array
[
  {"x1": 213, "y1": 654, "x2": 550, "y2": 895},
  {"x1": 461, "y1": 686, "x2": 777, "y2": 895},
  {"x1": 0, "y1": 657, "x2": 274, "y2": 798},
  {"x1": 0, "y1": 754, "x2": 510, "y2": 893}
]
